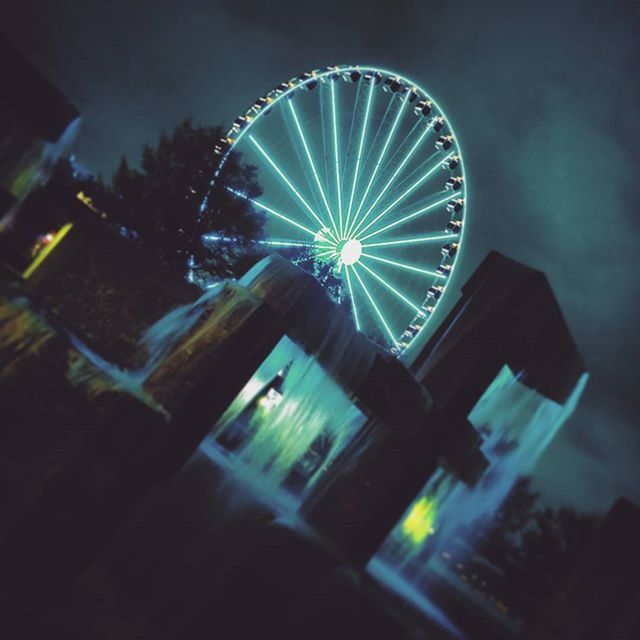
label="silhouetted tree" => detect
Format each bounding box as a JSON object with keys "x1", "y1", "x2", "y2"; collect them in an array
[
  {"x1": 470, "y1": 476, "x2": 599, "y2": 621},
  {"x1": 82, "y1": 119, "x2": 267, "y2": 280}
]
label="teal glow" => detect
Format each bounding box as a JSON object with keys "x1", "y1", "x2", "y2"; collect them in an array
[
  {"x1": 358, "y1": 261, "x2": 420, "y2": 311},
  {"x1": 358, "y1": 192, "x2": 454, "y2": 242},
  {"x1": 361, "y1": 252, "x2": 444, "y2": 278},
  {"x1": 352, "y1": 264, "x2": 398, "y2": 346},
  {"x1": 348, "y1": 120, "x2": 434, "y2": 238},
  {"x1": 339, "y1": 238, "x2": 362, "y2": 266},
  {"x1": 344, "y1": 78, "x2": 376, "y2": 236},
  {"x1": 346, "y1": 93, "x2": 409, "y2": 238},
  {"x1": 229, "y1": 189, "x2": 318, "y2": 237},
  {"x1": 363, "y1": 234, "x2": 453, "y2": 249},
  {"x1": 315, "y1": 248, "x2": 340, "y2": 260},
  {"x1": 287, "y1": 100, "x2": 339, "y2": 236},
  {"x1": 248, "y1": 135, "x2": 338, "y2": 242},
  {"x1": 260, "y1": 239, "x2": 314, "y2": 248},
  {"x1": 330, "y1": 80, "x2": 344, "y2": 237},
  {"x1": 355, "y1": 151, "x2": 455, "y2": 238},
  {"x1": 344, "y1": 265, "x2": 361, "y2": 330}
]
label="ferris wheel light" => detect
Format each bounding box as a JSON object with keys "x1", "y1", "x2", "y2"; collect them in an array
[
  {"x1": 344, "y1": 265, "x2": 361, "y2": 331},
  {"x1": 340, "y1": 238, "x2": 362, "y2": 266},
  {"x1": 348, "y1": 120, "x2": 434, "y2": 237},
  {"x1": 361, "y1": 252, "x2": 443, "y2": 278},
  {"x1": 208, "y1": 65, "x2": 468, "y2": 354}
]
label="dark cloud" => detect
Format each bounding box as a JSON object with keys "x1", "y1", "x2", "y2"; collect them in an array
[{"x1": 1, "y1": 0, "x2": 638, "y2": 511}]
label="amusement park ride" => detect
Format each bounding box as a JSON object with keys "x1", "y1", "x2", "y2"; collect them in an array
[
  {"x1": 0, "y1": 46, "x2": 588, "y2": 639},
  {"x1": 203, "y1": 65, "x2": 467, "y2": 355}
]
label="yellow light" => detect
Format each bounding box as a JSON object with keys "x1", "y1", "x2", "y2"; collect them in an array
[
  {"x1": 401, "y1": 495, "x2": 438, "y2": 546},
  {"x1": 23, "y1": 222, "x2": 73, "y2": 280}
]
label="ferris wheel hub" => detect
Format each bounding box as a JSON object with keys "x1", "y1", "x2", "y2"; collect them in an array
[{"x1": 339, "y1": 238, "x2": 362, "y2": 266}]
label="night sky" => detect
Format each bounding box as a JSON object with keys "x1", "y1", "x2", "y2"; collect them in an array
[{"x1": 2, "y1": 0, "x2": 639, "y2": 513}]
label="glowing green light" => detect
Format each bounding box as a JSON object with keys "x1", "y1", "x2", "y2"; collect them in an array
[
  {"x1": 260, "y1": 239, "x2": 314, "y2": 248},
  {"x1": 287, "y1": 100, "x2": 339, "y2": 237},
  {"x1": 344, "y1": 265, "x2": 361, "y2": 331},
  {"x1": 339, "y1": 238, "x2": 362, "y2": 266},
  {"x1": 355, "y1": 152, "x2": 455, "y2": 238},
  {"x1": 363, "y1": 234, "x2": 452, "y2": 249},
  {"x1": 358, "y1": 261, "x2": 420, "y2": 311},
  {"x1": 401, "y1": 495, "x2": 438, "y2": 546},
  {"x1": 230, "y1": 189, "x2": 318, "y2": 238},
  {"x1": 346, "y1": 93, "x2": 408, "y2": 237},
  {"x1": 344, "y1": 78, "x2": 376, "y2": 236},
  {"x1": 248, "y1": 135, "x2": 338, "y2": 243},
  {"x1": 349, "y1": 120, "x2": 434, "y2": 237},
  {"x1": 358, "y1": 192, "x2": 453, "y2": 242},
  {"x1": 361, "y1": 252, "x2": 443, "y2": 278},
  {"x1": 330, "y1": 80, "x2": 344, "y2": 237},
  {"x1": 315, "y1": 248, "x2": 339, "y2": 260},
  {"x1": 352, "y1": 265, "x2": 398, "y2": 347}
]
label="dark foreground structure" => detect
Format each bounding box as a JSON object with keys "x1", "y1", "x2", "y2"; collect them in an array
[{"x1": 0, "y1": 37, "x2": 611, "y2": 640}]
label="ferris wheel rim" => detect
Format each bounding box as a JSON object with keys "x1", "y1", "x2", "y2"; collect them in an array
[{"x1": 204, "y1": 64, "x2": 469, "y2": 356}]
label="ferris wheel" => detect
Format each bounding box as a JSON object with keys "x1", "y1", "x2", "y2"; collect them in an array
[{"x1": 206, "y1": 65, "x2": 467, "y2": 355}]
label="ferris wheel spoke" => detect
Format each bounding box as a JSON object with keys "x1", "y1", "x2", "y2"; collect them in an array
[
  {"x1": 248, "y1": 134, "x2": 338, "y2": 243},
  {"x1": 315, "y1": 248, "x2": 340, "y2": 260},
  {"x1": 345, "y1": 93, "x2": 409, "y2": 238},
  {"x1": 362, "y1": 232, "x2": 454, "y2": 249},
  {"x1": 349, "y1": 119, "x2": 435, "y2": 238},
  {"x1": 209, "y1": 66, "x2": 468, "y2": 355},
  {"x1": 330, "y1": 80, "x2": 344, "y2": 237},
  {"x1": 344, "y1": 265, "x2": 361, "y2": 331},
  {"x1": 287, "y1": 100, "x2": 339, "y2": 237},
  {"x1": 354, "y1": 151, "x2": 455, "y2": 239},
  {"x1": 380, "y1": 150, "x2": 440, "y2": 205},
  {"x1": 351, "y1": 264, "x2": 398, "y2": 347},
  {"x1": 226, "y1": 187, "x2": 321, "y2": 239},
  {"x1": 371, "y1": 118, "x2": 422, "y2": 194},
  {"x1": 258, "y1": 239, "x2": 328, "y2": 249},
  {"x1": 344, "y1": 78, "x2": 376, "y2": 238},
  {"x1": 362, "y1": 94, "x2": 394, "y2": 170},
  {"x1": 361, "y1": 252, "x2": 444, "y2": 278},
  {"x1": 359, "y1": 191, "x2": 454, "y2": 242},
  {"x1": 342, "y1": 81, "x2": 362, "y2": 189},
  {"x1": 357, "y1": 261, "x2": 421, "y2": 312}
]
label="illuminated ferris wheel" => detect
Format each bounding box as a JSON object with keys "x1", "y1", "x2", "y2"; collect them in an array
[{"x1": 207, "y1": 65, "x2": 467, "y2": 355}]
